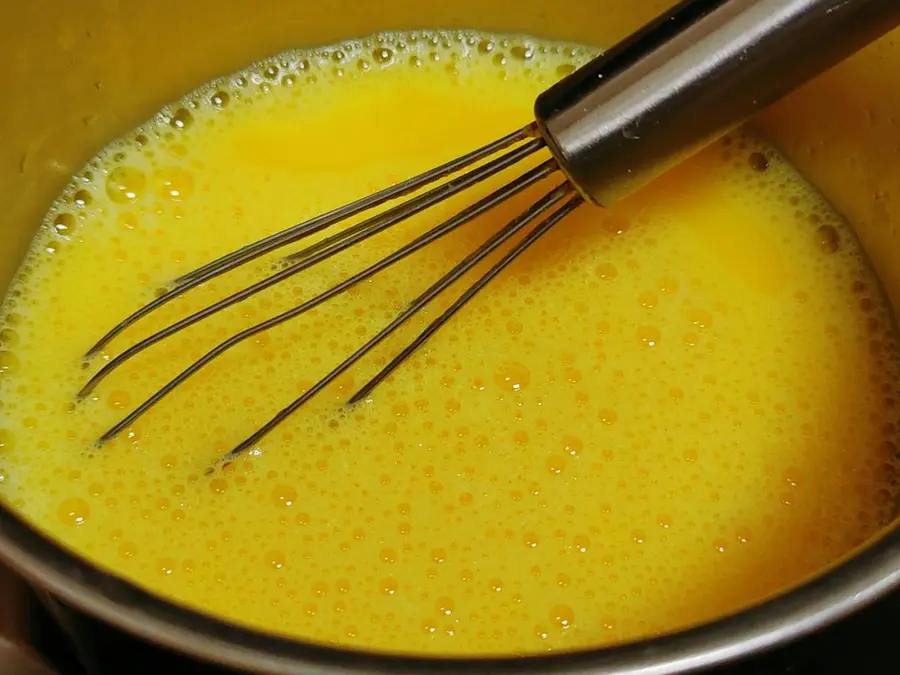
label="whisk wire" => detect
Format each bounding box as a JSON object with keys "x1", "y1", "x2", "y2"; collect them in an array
[
  {"x1": 349, "y1": 192, "x2": 585, "y2": 405},
  {"x1": 215, "y1": 183, "x2": 582, "y2": 469},
  {"x1": 79, "y1": 137, "x2": 547, "y2": 398},
  {"x1": 83, "y1": 124, "x2": 539, "y2": 359},
  {"x1": 95, "y1": 159, "x2": 559, "y2": 445},
  {"x1": 174, "y1": 123, "x2": 540, "y2": 286}
]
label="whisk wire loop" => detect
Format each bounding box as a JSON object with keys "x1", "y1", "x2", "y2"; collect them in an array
[
  {"x1": 95, "y1": 157, "x2": 561, "y2": 446},
  {"x1": 216, "y1": 183, "x2": 583, "y2": 469},
  {"x1": 83, "y1": 123, "x2": 540, "y2": 359},
  {"x1": 79, "y1": 135, "x2": 546, "y2": 398}
]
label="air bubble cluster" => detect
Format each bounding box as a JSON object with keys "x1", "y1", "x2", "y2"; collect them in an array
[{"x1": 0, "y1": 29, "x2": 897, "y2": 659}]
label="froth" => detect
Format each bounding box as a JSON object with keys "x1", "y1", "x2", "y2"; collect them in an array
[{"x1": 0, "y1": 30, "x2": 898, "y2": 657}]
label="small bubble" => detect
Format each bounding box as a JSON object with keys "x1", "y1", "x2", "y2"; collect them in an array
[
  {"x1": 493, "y1": 362, "x2": 530, "y2": 392},
  {"x1": 154, "y1": 167, "x2": 195, "y2": 201},
  {"x1": 546, "y1": 454, "x2": 566, "y2": 475},
  {"x1": 0, "y1": 351, "x2": 20, "y2": 376},
  {"x1": 638, "y1": 292, "x2": 658, "y2": 308},
  {"x1": 550, "y1": 604, "x2": 575, "y2": 630},
  {"x1": 106, "y1": 390, "x2": 130, "y2": 410},
  {"x1": 267, "y1": 550, "x2": 286, "y2": 570},
  {"x1": 817, "y1": 225, "x2": 840, "y2": 253},
  {"x1": 263, "y1": 64, "x2": 279, "y2": 79},
  {"x1": 170, "y1": 108, "x2": 194, "y2": 130},
  {"x1": 373, "y1": 47, "x2": 394, "y2": 64},
  {"x1": 595, "y1": 263, "x2": 617, "y2": 280},
  {"x1": 556, "y1": 63, "x2": 576, "y2": 77},
  {"x1": 73, "y1": 190, "x2": 92, "y2": 208},
  {"x1": 748, "y1": 152, "x2": 769, "y2": 172},
  {"x1": 562, "y1": 435, "x2": 583, "y2": 457},
  {"x1": 380, "y1": 548, "x2": 397, "y2": 563},
  {"x1": 209, "y1": 478, "x2": 228, "y2": 495},
  {"x1": 478, "y1": 39, "x2": 495, "y2": 54},
  {"x1": 510, "y1": 45, "x2": 534, "y2": 61},
  {"x1": 211, "y1": 91, "x2": 230, "y2": 107},
  {"x1": 435, "y1": 597, "x2": 455, "y2": 616},
  {"x1": 381, "y1": 578, "x2": 398, "y2": 596},
  {"x1": 118, "y1": 542, "x2": 137, "y2": 558},
  {"x1": 272, "y1": 484, "x2": 297, "y2": 507},
  {"x1": 573, "y1": 534, "x2": 590, "y2": 553},
  {"x1": 636, "y1": 326, "x2": 661, "y2": 347},
  {"x1": 58, "y1": 498, "x2": 90, "y2": 527},
  {"x1": 106, "y1": 166, "x2": 147, "y2": 204},
  {"x1": 689, "y1": 309, "x2": 713, "y2": 329},
  {"x1": 599, "y1": 409, "x2": 617, "y2": 425},
  {"x1": 53, "y1": 213, "x2": 77, "y2": 236}
]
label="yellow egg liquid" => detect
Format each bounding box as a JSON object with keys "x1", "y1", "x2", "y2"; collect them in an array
[{"x1": 0, "y1": 31, "x2": 898, "y2": 656}]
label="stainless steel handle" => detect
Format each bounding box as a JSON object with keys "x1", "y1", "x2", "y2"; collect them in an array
[{"x1": 535, "y1": 0, "x2": 900, "y2": 206}]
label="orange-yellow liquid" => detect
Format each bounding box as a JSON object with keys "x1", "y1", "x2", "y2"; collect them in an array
[{"x1": 0, "y1": 31, "x2": 898, "y2": 655}]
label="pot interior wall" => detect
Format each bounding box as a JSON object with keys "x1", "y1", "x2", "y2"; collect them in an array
[{"x1": 2, "y1": 0, "x2": 900, "y2": 308}]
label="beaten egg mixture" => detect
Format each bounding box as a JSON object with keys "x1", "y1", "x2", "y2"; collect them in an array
[{"x1": 0, "y1": 31, "x2": 898, "y2": 655}]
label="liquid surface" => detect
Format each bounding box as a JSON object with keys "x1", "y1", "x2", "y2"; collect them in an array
[{"x1": 0, "y1": 31, "x2": 898, "y2": 655}]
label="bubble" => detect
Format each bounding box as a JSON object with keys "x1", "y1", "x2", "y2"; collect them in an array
[
  {"x1": 272, "y1": 484, "x2": 298, "y2": 507},
  {"x1": 267, "y1": 550, "x2": 287, "y2": 570},
  {"x1": 817, "y1": 225, "x2": 840, "y2": 253},
  {"x1": 435, "y1": 597, "x2": 455, "y2": 616},
  {"x1": 599, "y1": 409, "x2": 617, "y2": 425},
  {"x1": 595, "y1": 263, "x2": 617, "y2": 280},
  {"x1": 546, "y1": 454, "x2": 566, "y2": 475},
  {"x1": 381, "y1": 578, "x2": 398, "y2": 596},
  {"x1": 689, "y1": 309, "x2": 712, "y2": 329},
  {"x1": 0, "y1": 352, "x2": 19, "y2": 376},
  {"x1": 107, "y1": 390, "x2": 130, "y2": 410},
  {"x1": 52, "y1": 213, "x2": 77, "y2": 236},
  {"x1": 493, "y1": 362, "x2": 531, "y2": 392},
  {"x1": 748, "y1": 152, "x2": 769, "y2": 172},
  {"x1": 58, "y1": 498, "x2": 90, "y2": 527},
  {"x1": 211, "y1": 91, "x2": 230, "y2": 107},
  {"x1": 380, "y1": 548, "x2": 397, "y2": 563},
  {"x1": 550, "y1": 604, "x2": 575, "y2": 630},
  {"x1": 154, "y1": 167, "x2": 195, "y2": 201},
  {"x1": 510, "y1": 45, "x2": 534, "y2": 61},
  {"x1": 106, "y1": 166, "x2": 147, "y2": 204},
  {"x1": 636, "y1": 326, "x2": 661, "y2": 347},
  {"x1": 638, "y1": 292, "x2": 658, "y2": 308},
  {"x1": 478, "y1": 39, "x2": 495, "y2": 54},
  {"x1": 573, "y1": 534, "x2": 590, "y2": 553},
  {"x1": 209, "y1": 478, "x2": 228, "y2": 495},
  {"x1": 0, "y1": 429, "x2": 15, "y2": 451},
  {"x1": 560, "y1": 436, "x2": 582, "y2": 458},
  {"x1": 118, "y1": 542, "x2": 137, "y2": 559},
  {"x1": 373, "y1": 48, "x2": 394, "y2": 65},
  {"x1": 170, "y1": 108, "x2": 194, "y2": 129},
  {"x1": 73, "y1": 190, "x2": 92, "y2": 208}
]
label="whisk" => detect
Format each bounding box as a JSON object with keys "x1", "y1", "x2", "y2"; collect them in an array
[{"x1": 78, "y1": 0, "x2": 900, "y2": 469}]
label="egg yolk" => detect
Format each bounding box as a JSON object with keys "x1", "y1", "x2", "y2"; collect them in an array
[{"x1": 0, "y1": 31, "x2": 898, "y2": 656}]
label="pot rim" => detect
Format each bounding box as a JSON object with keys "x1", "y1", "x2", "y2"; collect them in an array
[{"x1": 0, "y1": 504, "x2": 899, "y2": 674}]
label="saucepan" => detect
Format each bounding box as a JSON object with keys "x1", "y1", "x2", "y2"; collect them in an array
[{"x1": 1, "y1": 0, "x2": 900, "y2": 673}]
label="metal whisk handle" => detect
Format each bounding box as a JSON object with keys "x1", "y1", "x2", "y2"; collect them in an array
[{"x1": 535, "y1": 0, "x2": 900, "y2": 206}]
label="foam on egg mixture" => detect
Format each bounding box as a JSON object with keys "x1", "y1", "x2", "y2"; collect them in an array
[{"x1": 0, "y1": 30, "x2": 898, "y2": 656}]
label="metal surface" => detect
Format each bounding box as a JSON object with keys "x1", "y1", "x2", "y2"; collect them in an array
[
  {"x1": 535, "y1": 0, "x2": 900, "y2": 205},
  {"x1": 1, "y1": 0, "x2": 900, "y2": 673}
]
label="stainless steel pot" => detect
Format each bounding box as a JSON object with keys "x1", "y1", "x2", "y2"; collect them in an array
[{"x1": 2, "y1": 1, "x2": 900, "y2": 673}]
